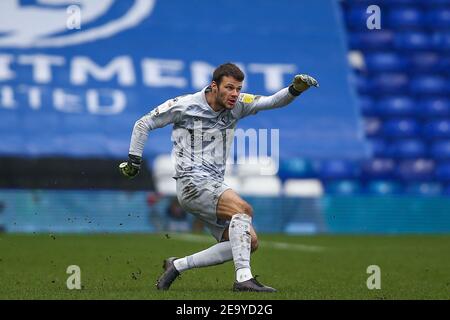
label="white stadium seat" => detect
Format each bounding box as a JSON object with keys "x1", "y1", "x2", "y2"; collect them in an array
[
  {"x1": 156, "y1": 176, "x2": 177, "y2": 195},
  {"x1": 283, "y1": 179, "x2": 324, "y2": 197},
  {"x1": 153, "y1": 154, "x2": 176, "y2": 178},
  {"x1": 240, "y1": 176, "x2": 282, "y2": 196},
  {"x1": 224, "y1": 175, "x2": 241, "y2": 193}
]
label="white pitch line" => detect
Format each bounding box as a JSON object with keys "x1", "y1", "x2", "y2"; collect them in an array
[
  {"x1": 259, "y1": 240, "x2": 324, "y2": 252},
  {"x1": 169, "y1": 233, "x2": 325, "y2": 252}
]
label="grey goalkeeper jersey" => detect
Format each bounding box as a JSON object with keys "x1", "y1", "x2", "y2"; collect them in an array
[{"x1": 129, "y1": 87, "x2": 297, "y2": 181}]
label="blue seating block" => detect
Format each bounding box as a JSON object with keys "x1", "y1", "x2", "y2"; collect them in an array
[
  {"x1": 324, "y1": 180, "x2": 362, "y2": 195},
  {"x1": 423, "y1": 120, "x2": 450, "y2": 139},
  {"x1": 376, "y1": 96, "x2": 416, "y2": 117},
  {"x1": 432, "y1": 32, "x2": 450, "y2": 51},
  {"x1": 395, "y1": 32, "x2": 431, "y2": 50},
  {"x1": 435, "y1": 162, "x2": 450, "y2": 181},
  {"x1": 387, "y1": 7, "x2": 424, "y2": 29},
  {"x1": 405, "y1": 182, "x2": 443, "y2": 196},
  {"x1": 417, "y1": 98, "x2": 450, "y2": 117},
  {"x1": 361, "y1": 158, "x2": 396, "y2": 179},
  {"x1": 365, "y1": 180, "x2": 403, "y2": 195},
  {"x1": 346, "y1": 6, "x2": 373, "y2": 29},
  {"x1": 372, "y1": 73, "x2": 409, "y2": 94},
  {"x1": 426, "y1": 9, "x2": 450, "y2": 29},
  {"x1": 349, "y1": 30, "x2": 394, "y2": 50},
  {"x1": 396, "y1": 159, "x2": 435, "y2": 181},
  {"x1": 389, "y1": 139, "x2": 427, "y2": 158},
  {"x1": 408, "y1": 52, "x2": 441, "y2": 72},
  {"x1": 383, "y1": 119, "x2": 421, "y2": 137},
  {"x1": 367, "y1": 138, "x2": 389, "y2": 157},
  {"x1": 409, "y1": 75, "x2": 447, "y2": 95},
  {"x1": 421, "y1": 0, "x2": 450, "y2": 6},
  {"x1": 278, "y1": 158, "x2": 318, "y2": 180},
  {"x1": 364, "y1": 117, "x2": 383, "y2": 137},
  {"x1": 430, "y1": 140, "x2": 450, "y2": 160},
  {"x1": 365, "y1": 52, "x2": 409, "y2": 72},
  {"x1": 318, "y1": 160, "x2": 360, "y2": 180}
]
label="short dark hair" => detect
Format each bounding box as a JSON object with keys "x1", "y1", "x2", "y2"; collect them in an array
[{"x1": 212, "y1": 63, "x2": 244, "y2": 85}]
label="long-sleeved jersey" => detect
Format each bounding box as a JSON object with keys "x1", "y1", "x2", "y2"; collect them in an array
[{"x1": 129, "y1": 86, "x2": 297, "y2": 181}]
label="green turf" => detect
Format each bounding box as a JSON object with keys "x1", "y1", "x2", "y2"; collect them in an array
[{"x1": 0, "y1": 233, "x2": 449, "y2": 299}]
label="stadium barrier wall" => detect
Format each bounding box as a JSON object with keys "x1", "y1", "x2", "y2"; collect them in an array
[{"x1": 1, "y1": 189, "x2": 449, "y2": 234}]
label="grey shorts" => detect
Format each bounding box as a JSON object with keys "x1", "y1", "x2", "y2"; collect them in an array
[{"x1": 176, "y1": 176, "x2": 231, "y2": 241}]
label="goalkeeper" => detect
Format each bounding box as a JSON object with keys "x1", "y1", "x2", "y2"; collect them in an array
[{"x1": 120, "y1": 63, "x2": 318, "y2": 292}]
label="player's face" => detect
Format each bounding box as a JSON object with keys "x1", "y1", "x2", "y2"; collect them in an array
[{"x1": 215, "y1": 76, "x2": 243, "y2": 109}]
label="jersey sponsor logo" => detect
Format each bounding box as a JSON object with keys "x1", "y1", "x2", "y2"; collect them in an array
[
  {"x1": 239, "y1": 93, "x2": 255, "y2": 104},
  {"x1": 151, "y1": 99, "x2": 175, "y2": 117},
  {"x1": 0, "y1": 0, "x2": 155, "y2": 48},
  {"x1": 151, "y1": 107, "x2": 160, "y2": 117}
]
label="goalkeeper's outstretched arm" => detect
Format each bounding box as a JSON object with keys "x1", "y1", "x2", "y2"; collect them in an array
[
  {"x1": 119, "y1": 99, "x2": 182, "y2": 179},
  {"x1": 237, "y1": 74, "x2": 319, "y2": 118}
]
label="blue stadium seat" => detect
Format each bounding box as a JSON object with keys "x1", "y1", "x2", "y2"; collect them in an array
[
  {"x1": 405, "y1": 182, "x2": 443, "y2": 196},
  {"x1": 382, "y1": 119, "x2": 421, "y2": 137},
  {"x1": 318, "y1": 160, "x2": 360, "y2": 180},
  {"x1": 361, "y1": 158, "x2": 396, "y2": 179},
  {"x1": 394, "y1": 32, "x2": 431, "y2": 50},
  {"x1": 425, "y1": 8, "x2": 450, "y2": 29},
  {"x1": 389, "y1": 139, "x2": 427, "y2": 158},
  {"x1": 387, "y1": 0, "x2": 425, "y2": 4},
  {"x1": 408, "y1": 52, "x2": 441, "y2": 73},
  {"x1": 278, "y1": 158, "x2": 318, "y2": 180},
  {"x1": 439, "y1": 56, "x2": 450, "y2": 72},
  {"x1": 432, "y1": 32, "x2": 450, "y2": 51},
  {"x1": 359, "y1": 95, "x2": 377, "y2": 116},
  {"x1": 430, "y1": 140, "x2": 450, "y2": 160},
  {"x1": 409, "y1": 75, "x2": 447, "y2": 95},
  {"x1": 423, "y1": 120, "x2": 450, "y2": 139},
  {"x1": 417, "y1": 98, "x2": 450, "y2": 117},
  {"x1": 365, "y1": 52, "x2": 409, "y2": 72},
  {"x1": 376, "y1": 96, "x2": 416, "y2": 117},
  {"x1": 324, "y1": 180, "x2": 362, "y2": 195},
  {"x1": 346, "y1": 6, "x2": 373, "y2": 29},
  {"x1": 387, "y1": 7, "x2": 424, "y2": 29},
  {"x1": 365, "y1": 180, "x2": 403, "y2": 195},
  {"x1": 364, "y1": 117, "x2": 383, "y2": 137},
  {"x1": 367, "y1": 138, "x2": 390, "y2": 157},
  {"x1": 371, "y1": 73, "x2": 409, "y2": 94},
  {"x1": 421, "y1": 0, "x2": 450, "y2": 6},
  {"x1": 349, "y1": 30, "x2": 394, "y2": 50},
  {"x1": 435, "y1": 162, "x2": 450, "y2": 181},
  {"x1": 396, "y1": 159, "x2": 435, "y2": 181}
]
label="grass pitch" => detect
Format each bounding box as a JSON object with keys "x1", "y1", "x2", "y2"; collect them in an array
[{"x1": 0, "y1": 233, "x2": 449, "y2": 299}]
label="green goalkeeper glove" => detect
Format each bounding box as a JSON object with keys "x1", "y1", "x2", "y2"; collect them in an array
[
  {"x1": 119, "y1": 154, "x2": 142, "y2": 179},
  {"x1": 289, "y1": 74, "x2": 319, "y2": 96}
]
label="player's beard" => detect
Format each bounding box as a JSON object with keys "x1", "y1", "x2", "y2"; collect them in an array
[{"x1": 216, "y1": 89, "x2": 234, "y2": 110}]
